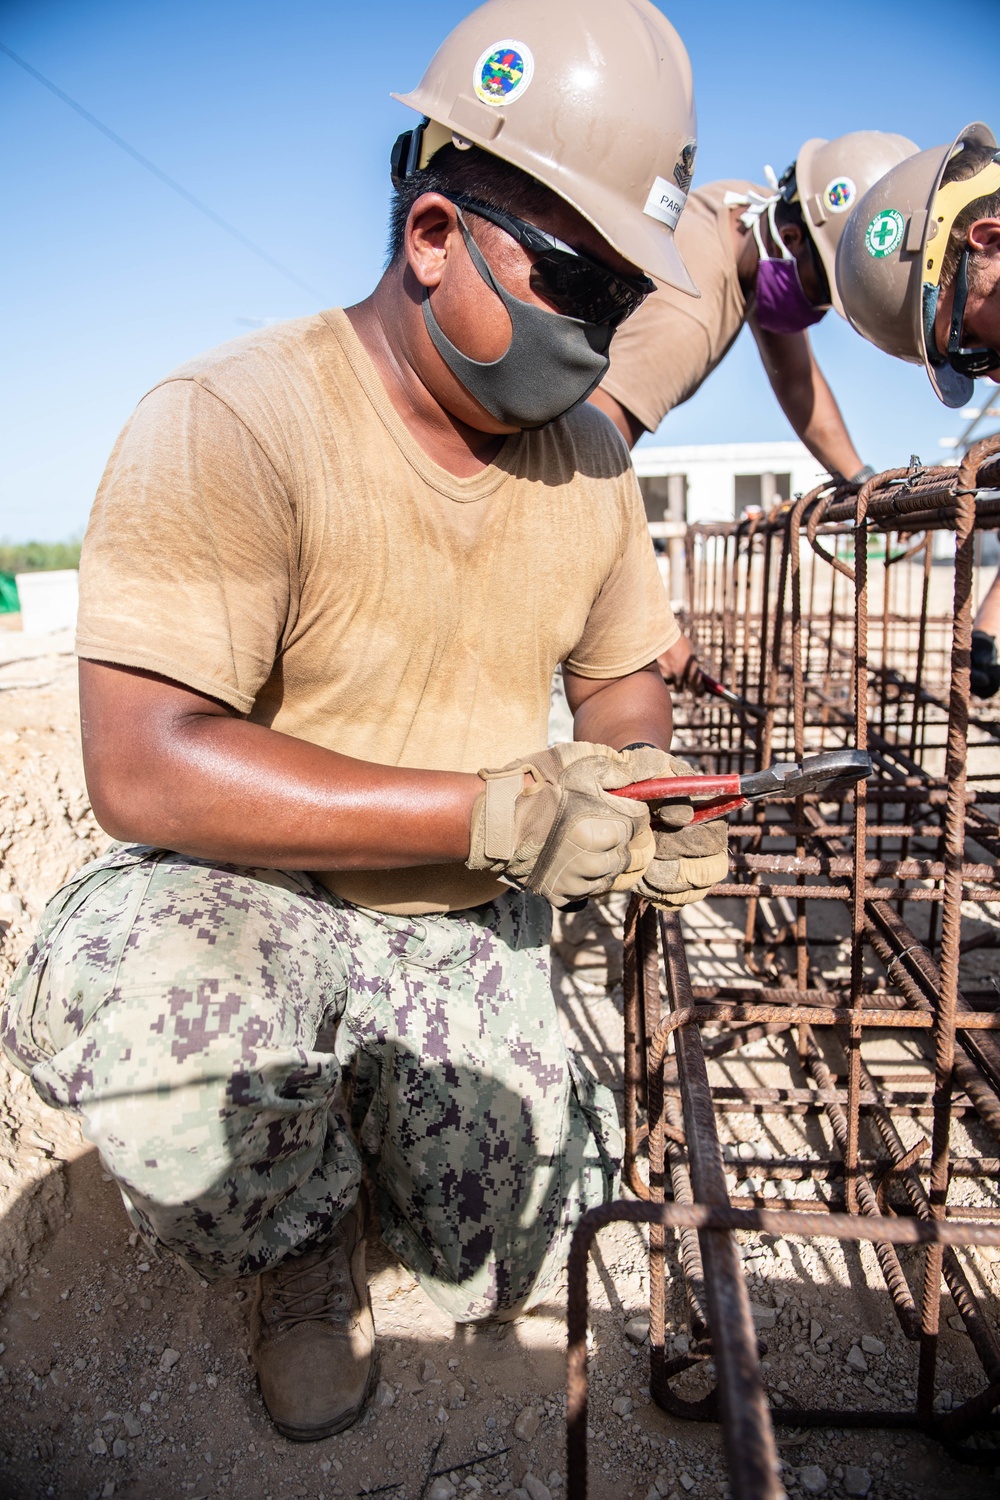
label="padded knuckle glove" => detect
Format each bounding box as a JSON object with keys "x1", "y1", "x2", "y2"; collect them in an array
[
  {"x1": 630, "y1": 753, "x2": 730, "y2": 908},
  {"x1": 971, "y1": 631, "x2": 1000, "y2": 700},
  {"x1": 467, "y1": 741, "x2": 657, "y2": 906}
]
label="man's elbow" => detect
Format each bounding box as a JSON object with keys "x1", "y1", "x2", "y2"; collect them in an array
[{"x1": 83, "y1": 751, "x2": 172, "y2": 846}]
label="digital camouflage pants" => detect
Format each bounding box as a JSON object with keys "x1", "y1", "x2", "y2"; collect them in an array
[{"x1": 2, "y1": 845, "x2": 621, "y2": 1321}]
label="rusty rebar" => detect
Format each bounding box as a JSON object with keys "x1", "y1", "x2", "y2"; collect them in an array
[{"x1": 579, "y1": 441, "x2": 1000, "y2": 1500}]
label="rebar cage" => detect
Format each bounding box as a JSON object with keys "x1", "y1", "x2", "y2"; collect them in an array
[{"x1": 565, "y1": 437, "x2": 1000, "y2": 1500}]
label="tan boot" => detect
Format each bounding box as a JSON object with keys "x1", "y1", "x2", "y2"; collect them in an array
[{"x1": 250, "y1": 1196, "x2": 375, "y2": 1440}]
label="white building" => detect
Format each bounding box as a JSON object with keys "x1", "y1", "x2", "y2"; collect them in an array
[{"x1": 632, "y1": 440, "x2": 826, "y2": 527}]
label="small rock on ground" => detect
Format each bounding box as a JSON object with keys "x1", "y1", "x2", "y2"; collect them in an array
[
  {"x1": 625, "y1": 1315, "x2": 650, "y2": 1345},
  {"x1": 514, "y1": 1406, "x2": 541, "y2": 1442},
  {"x1": 427, "y1": 1480, "x2": 456, "y2": 1500}
]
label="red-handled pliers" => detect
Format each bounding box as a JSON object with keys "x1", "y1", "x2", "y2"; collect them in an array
[
  {"x1": 698, "y1": 669, "x2": 766, "y2": 721},
  {"x1": 609, "y1": 749, "x2": 872, "y2": 824}
]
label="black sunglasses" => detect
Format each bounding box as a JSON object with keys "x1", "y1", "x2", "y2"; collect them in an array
[
  {"x1": 444, "y1": 193, "x2": 654, "y2": 326},
  {"x1": 945, "y1": 248, "x2": 1000, "y2": 379}
]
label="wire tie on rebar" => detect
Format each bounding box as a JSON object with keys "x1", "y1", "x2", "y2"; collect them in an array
[{"x1": 884, "y1": 944, "x2": 922, "y2": 985}]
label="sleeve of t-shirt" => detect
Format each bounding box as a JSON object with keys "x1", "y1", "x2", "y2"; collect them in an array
[
  {"x1": 600, "y1": 296, "x2": 714, "y2": 435},
  {"x1": 563, "y1": 472, "x2": 679, "y2": 679},
  {"x1": 75, "y1": 378, "x2": 293, "y2": 714}
]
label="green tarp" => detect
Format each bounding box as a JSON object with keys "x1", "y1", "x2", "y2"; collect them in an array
[{"x1": 0, "y1": 574, "x2": 20, "y2": 613}]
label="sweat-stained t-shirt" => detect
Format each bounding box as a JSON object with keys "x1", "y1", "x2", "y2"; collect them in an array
[
  {"x1": 76, "y1": 309, "x2": 679, "y2": 916},
  {"x1": 601, "y1": 180, "x2": 768, "y2": 435}
]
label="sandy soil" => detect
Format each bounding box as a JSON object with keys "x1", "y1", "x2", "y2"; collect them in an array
[{"x1": 1, "y1": 642, "x2": 999, "y2": 1500}]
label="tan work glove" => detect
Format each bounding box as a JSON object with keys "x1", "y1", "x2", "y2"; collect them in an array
[
  {"x1": 627, "y1": 751, "x2": 729, "y2": 908},
  {"x1": 468, "y1": 742, "x2": 685, "y2": 908}
]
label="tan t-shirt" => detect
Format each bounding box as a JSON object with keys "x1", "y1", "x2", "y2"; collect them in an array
[
  {"x1": 601, "y1": 180, "x2": 767, "y2": 434},
  {"x1": 77, "y1": 309, "x2": 678, "y2": 914}
]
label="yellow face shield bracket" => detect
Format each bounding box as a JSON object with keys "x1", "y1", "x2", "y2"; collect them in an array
[
  {"x1": 925, "y1": 156, "x2": 1000, "y2": 288},
  {"x1": 417, "y1": 118, "x2": 457, "y2": 171}
]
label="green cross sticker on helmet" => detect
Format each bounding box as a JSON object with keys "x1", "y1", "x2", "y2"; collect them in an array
[{"x1": 864, "y1": 208, "x2": 905, "y2": 258}]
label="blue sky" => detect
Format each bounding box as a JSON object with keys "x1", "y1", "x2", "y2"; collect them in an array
[{"x1": 2, "y1": 0, "x2": 999, "y2": 541}]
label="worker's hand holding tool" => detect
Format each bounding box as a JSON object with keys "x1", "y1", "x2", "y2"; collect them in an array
[
  {"x1": 467, "y1": 742, "x2": 722, "y2": 908},
  {"x1": 469, "y1": 746, "x2": 869, "y2": 910},
  {"x1": 609, "y1": 749, "x2": 873, "y2": 905},
  {"x1": 619, "y1": 749, "x2": 730, "y2": 908}
]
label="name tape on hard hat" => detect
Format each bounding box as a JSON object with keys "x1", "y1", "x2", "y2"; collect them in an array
[{"x1": 643, "y1": 176, "x2": 687, "y2": 231}]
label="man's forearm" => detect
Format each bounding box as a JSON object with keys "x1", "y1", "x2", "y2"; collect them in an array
[
  {"x1": 754, "y1": 324, "x2": 864, "y2": 479},
  {"x1": 564, "y1": 662, "x2": 673, "y2": 749},
  {"x1": 81, "y1": 661, "x2": 480, "y2": 871},
  {"x1": 793, "y1": 389, "x2": 864, "y2": 479}
]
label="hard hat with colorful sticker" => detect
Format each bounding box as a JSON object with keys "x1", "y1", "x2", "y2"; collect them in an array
[
  {"x1": 389, "y1": 0, "x2": 699, "y2": 296},
  {"x1": 782, "y1": 132, "x2": 919, "y2": 316},
  {"x1": 835, "y1": 122, "x2": 1000, "y2": 407}
]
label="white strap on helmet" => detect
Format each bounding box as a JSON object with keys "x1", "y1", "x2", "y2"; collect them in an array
[{"x1": 724, "y1": 170, "x2": 792, "y2": 263}]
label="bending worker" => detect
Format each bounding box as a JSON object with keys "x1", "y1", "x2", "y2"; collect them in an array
[
  {"x1": 836, "y1": 121, "x2": 1000, "y2": 700},
  {"x1": 589, "y1": 130, "x2": 918, "y2": 689},
  {"x1": 1, "y1": 0, "x2": 727, "y2": 1446}
]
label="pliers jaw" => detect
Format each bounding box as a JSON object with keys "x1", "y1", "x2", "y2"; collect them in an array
[
  {"x1": 738, "y1": 750, "x2": 872, "y2": 802},
  {"x1": 613, "y1": 750, "x2": 873, "y2": 826}
]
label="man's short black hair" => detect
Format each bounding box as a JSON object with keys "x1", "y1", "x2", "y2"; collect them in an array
[{"x1": 386, "y1": 142, "x2": 561, "y2": 265}]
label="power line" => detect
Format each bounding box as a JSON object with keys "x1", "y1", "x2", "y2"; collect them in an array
[{"x1": 0, "y1": 39, "x2": 326, "y2": 302}]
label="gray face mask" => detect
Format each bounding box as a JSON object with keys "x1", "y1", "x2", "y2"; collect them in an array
[{"x1": 421, "y1": 215, "x2": 614, "y2": 430}]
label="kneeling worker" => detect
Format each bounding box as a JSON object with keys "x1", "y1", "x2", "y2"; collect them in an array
[
  {"x1": 589, "y1": 131, "x2": 918, "y2": 690},
  {"x1": 1, "y1": 0, "x2": 727, "y2": 1445},
  {"x1": 836, "y1": 121, "x2": 1000, "y2": 698}
]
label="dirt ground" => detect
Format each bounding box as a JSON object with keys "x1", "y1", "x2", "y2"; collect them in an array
[{"x1": 2, "y1": 637, "x2": 1000, "y2": 1500}]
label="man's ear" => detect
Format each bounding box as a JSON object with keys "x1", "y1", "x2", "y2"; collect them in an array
[
  {"x1": 967, "y1": 218, "x2": 1000, "y2": 259},
  {"x1": 777, "y1": 223, "x2": 806, "y2": 257},
  {"x1": 405, "y1": 193, "x2": 462, "y2": 291}
]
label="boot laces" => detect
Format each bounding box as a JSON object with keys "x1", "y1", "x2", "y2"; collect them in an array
[{"x1": 264, "y1": 1230, "x2": 354, "y2": 1331}]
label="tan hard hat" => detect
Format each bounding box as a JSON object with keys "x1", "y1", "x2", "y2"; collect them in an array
[
  {"x1": 835, "y1": 122, "x2": 1000, "y2": 408},
  {"x1": 391, "y1": 0, "x2": 699, "y2": 295},
  {"x1": 792, "y1": 131, "x2": 919, "y2": 316}
]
